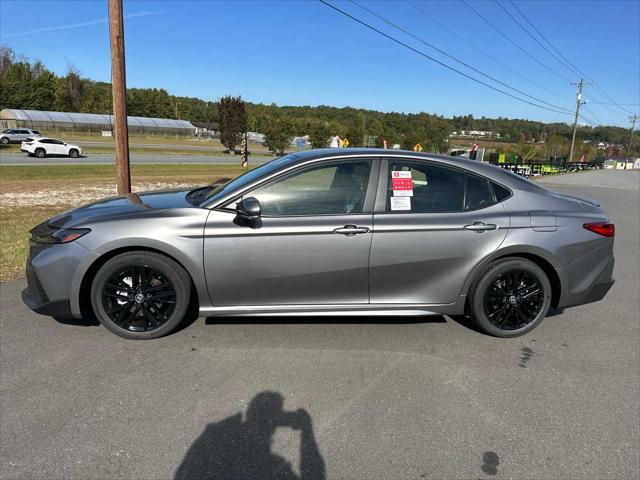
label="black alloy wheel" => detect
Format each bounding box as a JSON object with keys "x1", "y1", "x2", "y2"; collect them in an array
[
  {"x1": 468, "y1": 257, "x2": 552, "y2": 337},
  {"x1": 483, "y1": 269, "x2": 544, "y2": 330},
  {"x1": 91, "y1": 251, "x2": 191, "y2": 339},
  {"x1": 102, "y1": 265, "x2": 176, "y2": 332}
]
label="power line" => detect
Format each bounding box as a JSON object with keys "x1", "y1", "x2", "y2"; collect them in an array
[
  {"x1": 587, "y1": 102, "x2": 640, "y2": 106},
  {"x1": 582, "y1": 106, "x2": 603, "y2": 126},
  {"x1": 349, "y1": 0, "x2": 573, "y2": 114},
  {"x1": 407, "y1": 1, "x2": 566, "y2": 101},
  {"x1": 463, "y1": 0, "x2": 572, "y2": 83},
  {"x1": 506, "y1": 0, "x2": 583, "y2": 78},
  {"x1": 507, "y1": 0, "x2": 636, "y2": 117},
  {"x1": 318, "y1": 0, "x2": 574, "y2": 116},
  {"x1": 494, "y1": 1, "x2": 579, "y2": 78}
]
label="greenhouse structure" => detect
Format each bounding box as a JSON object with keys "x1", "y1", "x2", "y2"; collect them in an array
[{"x1": 0, "y1": 109, "x2": 196, "y2": 136}]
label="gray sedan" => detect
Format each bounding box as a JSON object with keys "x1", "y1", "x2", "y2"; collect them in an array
[{"x1": 22, "y1": 149, "x2": 615, "y2": 339}]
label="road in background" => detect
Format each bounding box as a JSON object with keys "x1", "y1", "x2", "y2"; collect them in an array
[
  {"x1": 0, "y1": 152, "x2": 271, "y2": 165},
  {"x1": 1, "y1": 170, "x2": 638, "y2": 479}
]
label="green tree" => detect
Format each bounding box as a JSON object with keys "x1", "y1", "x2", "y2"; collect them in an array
[
  {"x1": 545, "y1": 134, "x2": 570, "y2": 160},
  {"x1": 264, "y1": 118, "x2": 294, "y2": 155},
  {"x1": 218, "y1": 95, "x2": 246, "y2": 153},
  {"x1": 308, "y1": 122, "x2": 331, "y2": 148}
]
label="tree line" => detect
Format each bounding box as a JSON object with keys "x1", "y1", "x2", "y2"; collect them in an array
[{"x1": 1, "y1": 46, "x2": 636, "y2": 157}]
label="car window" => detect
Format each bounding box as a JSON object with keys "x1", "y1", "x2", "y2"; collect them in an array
[
  {"x1": 39, "y1": 139, "x2": 51, "y2": 144},
  {"x1": 386, "y1": 160, "x2": 465, "y2": 213},
  {"x1": 53, "y1": 139, "x2": 64, "y2": 145},
  {"x1": 248, "y1": 160, "x2": 371, "y2": 216},
  {"x1": 32, "y1": 130, "x2": 40, "y2": 135},
  {"x1": 201, "y1": 153, "x2": 300, "y2": 205},
  {"x1": 465, "y1": 174, "x2": 495, "y2": 210}
]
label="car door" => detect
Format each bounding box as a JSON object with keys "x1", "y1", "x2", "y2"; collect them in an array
[
  {"x1": 204, "y1": 157, "x2": 378, "y2": 306},
  {"x1": 369, "y1": 157, "x2": 510, "y2": 304},
  {"x1": 49, "y1": 139, "x2": 67, "y2": 155}
]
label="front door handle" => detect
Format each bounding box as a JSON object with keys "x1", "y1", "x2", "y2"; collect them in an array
[
  {"x1": 464, "y1": 222, "x2": 498, "y2": 232},
  {"x1": 333, "y1": 225, "x2": 370, "y2": 235}
]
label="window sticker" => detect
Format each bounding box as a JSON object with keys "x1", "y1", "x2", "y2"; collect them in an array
[
  {"x1": 391, "y1": 170, "x2": 413, "y2": 197},
  {"x1": 390, "y1": 196, "x2": 411, "y2": 211}
]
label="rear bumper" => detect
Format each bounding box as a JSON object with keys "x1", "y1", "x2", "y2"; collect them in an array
[{"x1": 557, "y1": 243, "x2": 615, "y2": 308}]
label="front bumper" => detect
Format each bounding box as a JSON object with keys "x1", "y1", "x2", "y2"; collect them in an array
[{"x1": 22, "y1": 240, "x2": 97, "y2": 319}]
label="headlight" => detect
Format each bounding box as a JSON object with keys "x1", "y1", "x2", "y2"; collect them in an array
[{"x1": 30, "y1": 225, "x2": 91, "y2": 244}]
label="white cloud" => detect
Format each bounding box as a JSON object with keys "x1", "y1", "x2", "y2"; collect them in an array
[{"x1": 1, "y1": 10, "x2": 164, "y2": 38}]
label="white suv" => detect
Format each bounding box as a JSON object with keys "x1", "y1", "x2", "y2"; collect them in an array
[
  {"x1": 21, "y1": 137, "x2": 82, "y2": 158},
  {"x1": 0, "y1": 128, "x2": 41, "y2": 144}
]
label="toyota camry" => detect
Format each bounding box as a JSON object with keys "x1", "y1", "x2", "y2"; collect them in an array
[{"x1": 22, "y1": 149, "x2": 615, "y2": 339}]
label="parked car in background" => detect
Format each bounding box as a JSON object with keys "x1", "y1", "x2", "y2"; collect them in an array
[
  {"x1": 22, "y1": 149, "x2": 615, "y2": 340},
  {"x1": 21, "y1": 137, "x2": 82, "y2": 158},
  {"x1": 0, "y1": 128, "x2": 41, "y2": 144}
]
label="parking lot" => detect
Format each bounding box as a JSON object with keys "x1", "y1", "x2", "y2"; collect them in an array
[{"x1": 1, "y1": 169, "x2": 638, "y2": 479}]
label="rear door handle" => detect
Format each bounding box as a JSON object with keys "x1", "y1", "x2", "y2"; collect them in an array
[
  {"x1": 333, "y1": 225, "x2": 370, "y2": 235},
  {"x1": 464, "y1": 222, "x2": 497, "y2": 232}
]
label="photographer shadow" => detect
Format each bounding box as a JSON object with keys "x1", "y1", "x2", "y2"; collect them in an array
[{"x1": 174, "y1": 391, "x2": 325, "y2": 480}]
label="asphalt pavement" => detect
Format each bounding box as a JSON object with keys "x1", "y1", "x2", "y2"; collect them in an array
[
  {"x1": 0, "y1": 152, "x2": 270, "y2": 165},
  {"x1": 1, "y1": 170, "x2": 638, "y2": 479}
]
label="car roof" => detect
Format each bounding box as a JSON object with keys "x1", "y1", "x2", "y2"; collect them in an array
[{"x1": 288, "y1": 148, "x2": 538, "y2": 190}]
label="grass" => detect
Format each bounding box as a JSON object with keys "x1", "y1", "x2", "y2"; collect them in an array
[
  {"x1": 0, "y1": 205, "x2": 73, "y2": 283},
  {"x1": 0, "y1": 163, "x2": 252, "y2": 283}
]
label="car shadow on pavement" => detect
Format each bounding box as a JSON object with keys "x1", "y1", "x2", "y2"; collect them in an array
[{"x1": 174, "y1": 391, "x2": 325, "y2": 480}]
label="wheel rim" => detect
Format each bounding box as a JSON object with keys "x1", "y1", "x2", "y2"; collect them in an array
[
  {"x1": 101, "y1": 265, "x2": 177, "y2": 332},
  {"x1": 483, "y1": 269, "x2": 545, "y2": 331}
]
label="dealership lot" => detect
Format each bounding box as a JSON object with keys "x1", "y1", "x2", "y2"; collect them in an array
[{"x1": 1, "y1": 170, "x2": 638, "y2": 479}]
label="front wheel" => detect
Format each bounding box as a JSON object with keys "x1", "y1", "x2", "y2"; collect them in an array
[
  {"x1": 68, "y1": 149, "x2": 79, "y2": 158},
  {"x1": 468, "y1": 258, "x2": 552, "y2": 337},
  {"x1": 0, "y1": 137, "x2": 9, "y2": 144},
  {"x1": 91, "y1": 251, "x2": 192, "y2": 339}
]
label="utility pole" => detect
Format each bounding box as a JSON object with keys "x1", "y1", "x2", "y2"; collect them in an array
[
  {"x1": 568, "y1": 79, "x2": 585, "y2": 165},
  {"x1": 362, "y1": 114, "x2": 366, "y2": 147},
  {"x1": 625, "y1": 114, "x2": 638, "y2": 169},
  {"x1": 108, "y1": 0, "x2": 131, "y2": 194}
]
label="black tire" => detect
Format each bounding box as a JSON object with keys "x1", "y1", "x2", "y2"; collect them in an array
[
  {"x1": 35, "y1": 148, "x2": 46, "y2": 158},
  {"x1": 69, "y1": 149, "x2": 79, "y2": 158},
  {"x1": 90, "y1": 251, "x2": 192, "y2": 340},
  {"x1": 468, "y1": 258, "x2": 552, "y2": 337},
  {"x1": 0, "y1": 137, "x2": 9, "y2": 144}
]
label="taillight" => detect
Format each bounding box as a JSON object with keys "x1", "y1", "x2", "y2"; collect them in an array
[{"x1": 583, "y1": 222, "x2": 615, "y2": 237}]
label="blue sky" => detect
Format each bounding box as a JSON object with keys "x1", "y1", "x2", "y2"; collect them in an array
[{"x1": 1, "y1": 0, "x2": 638, "y2": 127}]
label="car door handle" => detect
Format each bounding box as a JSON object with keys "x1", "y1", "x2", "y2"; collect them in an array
[
  {"x1": 464, "y1": 222, "x2": 498, "y2": 232},
  {"x1": 333, "y1": 225, "x2": 370, "y2": 235}
]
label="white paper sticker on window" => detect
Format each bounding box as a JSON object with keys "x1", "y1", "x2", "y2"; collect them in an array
[
  {"x1": 391, "y1": 170, "x2": 413, "y2": 197},
  {"x1": 390, "y1": 196, "x2": 411, "y2": 211}
]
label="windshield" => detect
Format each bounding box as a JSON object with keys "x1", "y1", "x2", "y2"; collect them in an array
[{"x1": 198, "y1": 153, "x2": 300, "y2": 205}]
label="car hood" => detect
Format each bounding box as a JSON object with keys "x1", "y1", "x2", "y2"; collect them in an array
[{"x1": 47, "y1": 188, "x2": 198, "y2": 228}]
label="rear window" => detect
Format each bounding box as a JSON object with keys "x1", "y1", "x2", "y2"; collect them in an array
[{"x1": 491, "y1": 182, "x2": 512, "y2": 201}]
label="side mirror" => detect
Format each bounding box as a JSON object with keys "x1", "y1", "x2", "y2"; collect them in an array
[{"x1": 236, "y1": 197, "x2": 261, "y2": 220}]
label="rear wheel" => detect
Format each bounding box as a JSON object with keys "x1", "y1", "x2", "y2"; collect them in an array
[
  {"x1": 68, "y1": 148, "x2": 79, "y2": 158},
  {"x1": 91, "y1": 251, "x2": 191, "y2": 339},
  {"x1": 35, "y1": 148, "x2": 46, "y2": 158},
  {"x1": 468, "y1": 258, "x2": 552, "y2": 337}
]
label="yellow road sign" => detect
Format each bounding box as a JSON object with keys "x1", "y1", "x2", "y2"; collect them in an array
[
  {"x1": 413, "y1": 143, "x2": 423, "y2": 152},
  {"x1": 341, "y1": 138, "x2": 349, "y2": 147}
]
